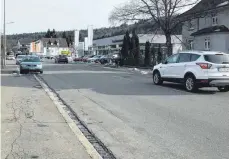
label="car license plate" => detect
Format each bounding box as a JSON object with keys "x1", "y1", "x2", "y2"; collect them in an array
[{"x1": 219, "y1": 68, "x2": 229, "y2": 72}]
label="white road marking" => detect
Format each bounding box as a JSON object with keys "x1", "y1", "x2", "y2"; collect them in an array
[{"x1": 34, "y1": 75, "x2": 103, "y2": 159}]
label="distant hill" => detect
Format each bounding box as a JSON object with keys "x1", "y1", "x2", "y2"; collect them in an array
[{"x1": 7, "y1": 21, "x2": 182, "y2": 48}]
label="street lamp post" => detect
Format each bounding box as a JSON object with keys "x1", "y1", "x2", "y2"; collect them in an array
[
  {"x1": 2, "y1": 0, "x2": 6, "y2": 68},
  {"x1": 1, "y1": 0, "x2": 15, "y2": 68}
]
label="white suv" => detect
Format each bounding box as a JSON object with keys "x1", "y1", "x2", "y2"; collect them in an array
[{"x1": 153, "y1": 51, "x2": 229, "y2": 92}]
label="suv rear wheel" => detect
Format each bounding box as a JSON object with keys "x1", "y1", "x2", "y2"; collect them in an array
[
  {"x1": 153, "y1": 71, "x2": 163, "y2": 85},
  {"x1": 185, "y1": 75, "x2": 197, "y2": 92},
  {"x1": 218, "y1": 86, "x2": 229, "y2": 92}
]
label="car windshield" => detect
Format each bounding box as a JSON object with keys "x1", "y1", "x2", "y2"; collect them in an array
[
  {"x1": 22, "y1": 56, "x2": 40, "y2": 62},
  {"x1": 204, "y1": 54, "x2": 229, "y2": 64}
]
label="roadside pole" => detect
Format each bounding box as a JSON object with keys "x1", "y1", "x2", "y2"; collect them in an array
[
  {"x1": 3, "y1": 0, "x2": 6, "y2": 67},
  {"x1": 1, "y1": 33, "x2": 3, "y2": 68}
]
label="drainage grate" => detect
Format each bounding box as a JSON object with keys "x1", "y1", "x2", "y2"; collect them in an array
[{"x1": 36, "y1": 75, "x2": 116, "y2": 159}]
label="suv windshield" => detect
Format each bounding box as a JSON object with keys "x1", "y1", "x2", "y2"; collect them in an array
[
  {"x1": 22, "y1": 56, "x2": 40, "y2": 62},
  {"x1": 204, "y1": 54, "x2": 229, "y2": 64}
]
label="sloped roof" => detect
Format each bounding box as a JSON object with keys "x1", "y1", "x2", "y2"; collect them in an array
[
  {"x1": 18, "y1": 38, "x2": 34, "y2": 45},
  {"x1": 93, "y1": 34, "x2": 182, "y2": 46},
  {"x1": 191, "y1": 25, "x2": 229, "y2": 36},
  {"x1": 93, "y1": 35, "x2": 124, "y2": 46},
  {"x1": 182, "y1": 0, "x2": 229, "y2": 17},
  {"x1": 138, "y1": 34, "x2": 182, "y2": 44},
  {"x1": 40, "y1": 38, "x2": 68, "y2": 47}
]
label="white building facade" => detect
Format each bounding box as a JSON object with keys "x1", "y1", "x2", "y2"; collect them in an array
[
  {"x1": 92, "y1": 34, "x2": 182, "y2": 55},
  {"x1": 182, "y1": 0, "x2": 229, "y2": 53},
  {"x1": 32, "y1": 38, "x2": 70, "y2": 57}
]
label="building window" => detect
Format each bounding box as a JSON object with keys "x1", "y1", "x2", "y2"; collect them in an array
[
  {"x1": 205, "y1": 17, "x2": 207, "y2": 25},
  {"x1": 188, "y1": 40, "x2": 194, "y2": 50},
  {"x1": 188, "y1": 20, "x2": 194, "y2": 30},
  {"x1": 212, "y1": 15, "x2": 218, "y2": 25},
  {"x1": 205, "y1": 38, "x2": 210, "y2": 50}
]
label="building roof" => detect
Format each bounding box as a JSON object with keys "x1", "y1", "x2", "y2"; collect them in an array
[
  {"x1": 138, "y1": 34, "x2": 182, "y2": 44},
  {"x1": 181, "y1": 0, "x2": 229, "y2": 17},
  {"x1": 191, "y1": 25, "x2": 229, "y2": 36},
  {"x1": 40, "y1": 38, "x2": 68, "y2": 47},
  {"x1": 93, "y1": 35, "x2": 124, "y2": 46},
  {"x1": 93, "y1": 34, "x2": 182, "y2": 46},
  {"x1": 18, "y1": 38, "x2": 34, "y2": 45},
  {"x1": 180, "y1": 50, "x2": 228, "y2": 55}
]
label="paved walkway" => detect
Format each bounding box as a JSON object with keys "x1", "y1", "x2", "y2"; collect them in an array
[
  {"x1": 1, "y1": 60, "x2": 18, "y2": 74},
  {"x1": 1, "y1": 75, "x2": 91, "y2": 159}
]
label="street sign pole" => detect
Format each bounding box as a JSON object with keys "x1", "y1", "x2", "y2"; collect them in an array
[{"x1": 3, "y1": 0, "x2": 6, "y2": 67}]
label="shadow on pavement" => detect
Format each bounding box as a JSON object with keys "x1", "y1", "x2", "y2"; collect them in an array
[
  {"x1": 38, "y1": 73, "x2": 220, "y2": 96},
  {"x1": 1, "y1": 74, "x2": 41, "y2": 89},
  {"x1": 158, "y1": 83, "x2": 217, "y2": 95}
]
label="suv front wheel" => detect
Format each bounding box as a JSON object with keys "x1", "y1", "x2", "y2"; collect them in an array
[
  {"x1": 218, "y1": 86, "x2": 229, "y2": 92},
  {"x1": 184, "y1": 75, "x2": 197, "y2": 92},
  {"x1": 153, "y1": 71, "x2": 163, "y2": 85}
]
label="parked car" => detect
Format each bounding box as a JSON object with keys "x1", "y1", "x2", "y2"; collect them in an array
[
  {"x1": 111, "y1": 53, "x2": 121, "y2": 65},
  {"x1": 87, "y1": 55, "x2": 102, "y2": 63},
  {"x1": 74, "y1": 56, "x2": 85, "y2": 62},
  {"x1": 6, "y1": 55, "x2": 15, "y2": 60},
  {"x1": 82, "y1": 55, "x2": 89, "y2": 62},
  {"x1": 39, "y1": 56, "x2": 44, "y2": 62},
  {"x1": 83, "y1": 55, "x2": 95, "y2": 62},
  {"x1": 55, "y1": 55, "x2": 68, "y2": 63},
  {"x1": 99, "y1": 55, "x2": 110, "y2": 64},
  {"x1": 19, "y1": 55, "x2": 43, "y2": 74},
  {"x1": 16, "y1": 55, "x2": 26, "y2": 65},
  {"x1": 152, "y1": 51, "x2": 229, "y2": 92},
  {"x1": 67, "y1": 56, "x2": 73, "y2": 63}
]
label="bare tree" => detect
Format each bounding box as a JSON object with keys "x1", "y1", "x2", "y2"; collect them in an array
[{"x1": 109, "y1": 0, "x2": 200, "y2": 56}]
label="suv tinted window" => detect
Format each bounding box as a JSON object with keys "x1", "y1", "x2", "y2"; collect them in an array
[
  {"x1": 166, "y1": 54, "x2": 179, "y2": 64},
  {"x1": 178, "y1": 53, "x2": 191, "y2": 63},
  {"x1": 204, "y1": 54, "x2": 229, "y2": 64},
  {"x1": 190, "y1": 54, "x2": 201, "y2": 61}
]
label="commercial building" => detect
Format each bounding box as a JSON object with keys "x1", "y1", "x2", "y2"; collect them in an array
[{"x1": 92, "y1": 34, "x2": 182, "y2": 55}]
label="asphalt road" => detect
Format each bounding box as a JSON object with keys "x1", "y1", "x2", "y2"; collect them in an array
[{"x1": 40, "y1": 61, "x2": 229, "y2": 159}]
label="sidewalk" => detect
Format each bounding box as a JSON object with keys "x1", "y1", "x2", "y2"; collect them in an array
[
  {"x1": 1, "y1": 60, "x2": 18, "y2": 74},
  {"x1": 1, "y1": 75, "x2": 91, "y2": 159}
]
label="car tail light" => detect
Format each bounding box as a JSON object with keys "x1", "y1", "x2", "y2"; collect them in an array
[{"x1": 196, "y1": 63, "x2": 212, "y2": 69}]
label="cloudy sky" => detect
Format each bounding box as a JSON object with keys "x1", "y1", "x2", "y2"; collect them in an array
[{"x1": 3, "y1": 0, "x2": 127, "y2": 34}]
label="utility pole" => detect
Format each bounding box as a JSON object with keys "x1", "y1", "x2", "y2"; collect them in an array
[
  {"x1": 3, "y1": 0, "x2": 6, "y2": 67},
  {"x1": 1, "y1": 32, "x2": 3, "y2": 68}
]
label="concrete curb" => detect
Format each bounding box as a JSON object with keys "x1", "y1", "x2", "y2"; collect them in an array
[{"x1": 34, "y1": 75, "x2": 103, "y2": 159}]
